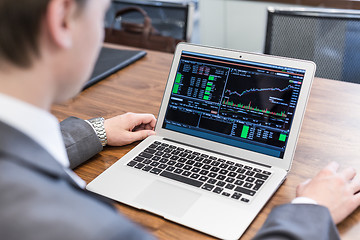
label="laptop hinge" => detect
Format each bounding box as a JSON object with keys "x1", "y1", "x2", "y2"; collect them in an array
[{"x1": 163, "y1": 138, "x2": 272, "y2": 168}]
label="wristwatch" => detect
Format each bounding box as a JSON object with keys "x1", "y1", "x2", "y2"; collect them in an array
[{"x1": 85, "y1": 117, "x2": 108, "y2": 146}]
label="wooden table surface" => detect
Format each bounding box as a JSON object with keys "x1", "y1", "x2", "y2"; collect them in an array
[{"x1": 52, "y1": 43, "x2": 360, "y2": 240}]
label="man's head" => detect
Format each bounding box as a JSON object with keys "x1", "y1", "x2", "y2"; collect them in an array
[{"x1": 0, "y1": 0, "x2": 110, "y2": 106}]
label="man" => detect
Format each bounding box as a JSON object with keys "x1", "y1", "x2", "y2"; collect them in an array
[{"x1": 0, "y1": 0, "x2": 359, "y2": 239}]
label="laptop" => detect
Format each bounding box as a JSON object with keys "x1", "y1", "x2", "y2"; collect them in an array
[{"x1": 86, "y1": 43, "x2": 316, "y2": 240}]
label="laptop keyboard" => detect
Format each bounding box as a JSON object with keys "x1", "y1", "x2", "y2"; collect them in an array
[{"x1": 126, "y1": 141, "x2": 272, "y2": 203}]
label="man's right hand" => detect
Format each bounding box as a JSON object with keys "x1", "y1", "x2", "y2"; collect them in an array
[{"x1": 296, "y1": 161, "x2": 360, "y2": 224}]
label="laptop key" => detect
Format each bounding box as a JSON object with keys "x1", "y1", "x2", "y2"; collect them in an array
[
  {"x1": 168, "y1": 160, "x2": 176, "y2": 165},
  {"x1": 225, "y1": 177, "x2": 235, "y2": 183},
  {"x1": 176, "y1": 169, "x2": 185, "y2": 176},
  {"x1": 219, "y1": 163, "x2": 229, "y2": 169},
  {"x1": 231, "y1": 192, "x2": 242, "y2": 200},
  {"x1": 127, "y1": 161, "x2": 137, "y2": 167},
  {"x1": 235, "y1": 163, "x2": 243, "y2": 167},
  {"x1": 202, "y1": 164, "x2": 211, "y2": 170},
  {"x1": 222, "y1": 192, "x2": 230, "y2": 197},
  {"x1": 190, "y1": 173, "x2": 200, "y2": 179},
  {"x1": 217, "y1": 175, "x2": 226, "y2": 180},
  {"x1": 166, "y1": 166, "x2": 175, "y2": 172},
  {"x1": 255, "y1": 173, "x2": 269, "y2": 180},
  {"x1": 226, "y1": 161, "x2": 235, "y2": 165},
  {"x1": 158, "y1": 164, "x2": 167, "y2": 169},
  {"x1": 159, "y1": 158, "x2": 168, "y2": 164},
  {"x1": 191, "y1": 167, "x2": 200, "y2": 173},
  {"x1": 255, "y1": 179, "x2": 265, "y2": 185},
  {"x1": 139, "y1": 152, "x2": 153, "y2": 159},
  {"x1": 228, "y1": 166, "x2": 237, "y2": 171},
  {"x1": 170, "y1": 155, "x2": 179, "y2": 161},
  {"x1": 142, "y1": 165, "x2": 152, "y2": 172},
  {"x1": 163, "y1": 153, "x2": 171, "y2": 158},
  {"x1": 216, "y1": 181, "x2": 226, "y2": 187},
  {"x1": 213, "y1": 187, "x2": 223, "y2": 194},
  {"x1": 151, "y1": 156, "x2": 161, "y2": 161},
  {"x1": 144, "y1": 148, "x2": 156, "y2": 154},
  {"x1": 199, "y1": 176, "x2": 208, "y2": 182},
  {"x1": 210, "y1": 167, "x2": 220, "y2": 172},
  {"x1": 246, "y1": 177, "x2": 255, "y2": 182},
  {"x1": 154, "y1": 151, "x2": 164, "y2": 156},
  {"x1": 156, "y1": 146, "x2": 165, "y2": 151},
  {"x1": 133, "y1": 156, "x2": 144, "y2": 162},
  {"x1": 175, "y1": 163, "x2": 184, "y2": 168},
  {"x1": 228, "y1": 172, "x2": 237, "y2": 177},
  {"x1": 235, "y1": 186, "x2": 256, "y2": 196},
  {"x1": 160, "y1": 171, "x2": 202, "y2": 188},
  {"x1": 149, "y1": 144, "x2": 158, "y2": 149},
  {"x1": 208, "y1": 178, "x2": 217, "y2": 184},
  {"x1": 150, "y1": 168, "x2": 162, "y2": 175},
  {"x1": 253, "y1": 184, "x2": 262, "y2": 191},
  {"x1": 245, "y1": 171, "x2": 255, "y2": 176},
  {"x1": 143, "y1": 159, "x2": 152, "y2": 165},
  {"x1": 241, "y1": 198, "x2": 250, "y2": 203},
  {"x1": 235, "y1": 180, "x2": 244, "y2": 186},
  {"x1": 236, "y1": 174, "x2": 246, "y2": 180},
  {"x1": 150, "y1": 162, "x2": 159, "y2": 167},
  {"x1": 202, "y1": 184, "x2": 215, "y2": 191},
  {"x1": 225, "y1": 184, "x2": 235, "y2": 190},
  {"x1": 208, "y1": 172, "x2": 217, "y2": 178}
]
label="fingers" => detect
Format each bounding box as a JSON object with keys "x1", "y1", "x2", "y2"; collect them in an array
[
  {"x1": 325, "y1": 161, "x2": 340, "y2": 173},
  {"x1": 128, "y1": 130, "x2": 156, "y2": 142},
  {"x1": 349, "y1": 172, "x2": 360, "y2": 192},
  {"x1": 130, "y1": 113, "x2": 156, "y2": 129},
  {"x1": 340, "y1": 167, "x2": 357, "y2": 181}
]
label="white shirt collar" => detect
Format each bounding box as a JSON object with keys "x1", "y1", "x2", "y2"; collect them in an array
[{"x1": 0, "y1": 93, "x2": 70, "y2": 168}]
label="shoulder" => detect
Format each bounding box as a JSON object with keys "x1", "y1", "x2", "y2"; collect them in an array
[{"x1": 0, "y1": 159, "x2": 153, "y2": 240}]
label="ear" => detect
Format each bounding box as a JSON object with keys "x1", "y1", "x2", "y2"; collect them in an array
[{"x1": 45, "y1": 0, "x2": 77, "y2": 49}]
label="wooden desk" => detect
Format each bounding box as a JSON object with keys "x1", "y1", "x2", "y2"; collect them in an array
[{"x1": 52, "y1": 44, "x2": 360, "y2": 240}]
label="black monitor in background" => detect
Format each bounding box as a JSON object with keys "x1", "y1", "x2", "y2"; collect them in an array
[{"x1": 84, "y1": 47, "x2": 147, "y2": 90}]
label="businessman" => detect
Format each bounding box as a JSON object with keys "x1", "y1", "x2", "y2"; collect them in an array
[{"x1": 0, "y1": 0, "x2": 359, "y2": 240}]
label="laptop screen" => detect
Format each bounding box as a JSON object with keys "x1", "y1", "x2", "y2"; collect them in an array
[{"x1": 162, "y1": 51, "x2": 306, "y2": 159}]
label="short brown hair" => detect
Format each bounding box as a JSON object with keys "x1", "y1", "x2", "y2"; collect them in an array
[{"x1": 0, "y1": 0, "x2": 86, "y2": 68}]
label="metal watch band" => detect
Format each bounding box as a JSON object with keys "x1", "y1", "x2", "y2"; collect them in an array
[{"x1": 86, "y1": 117, "x2": 108, "y2": 147}]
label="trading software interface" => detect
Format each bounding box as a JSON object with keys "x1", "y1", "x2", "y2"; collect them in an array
[{"x1": 163, "y1": 51, "x2": 306, "y2": 158}]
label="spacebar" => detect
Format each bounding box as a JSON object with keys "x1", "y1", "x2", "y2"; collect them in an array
[{"x1": 160, "y1": 171, "x2": 203, "y2": 188}]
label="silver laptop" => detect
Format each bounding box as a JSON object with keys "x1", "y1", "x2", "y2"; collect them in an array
[{"x1": 87, "y1": 43, "x2": 316, "y2": 240}]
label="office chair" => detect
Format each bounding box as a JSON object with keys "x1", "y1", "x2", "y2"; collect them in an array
[{"x1": 264, "y1": 7, "x2": 360, "y2": 83}]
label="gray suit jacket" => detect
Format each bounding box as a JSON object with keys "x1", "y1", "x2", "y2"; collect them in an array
[
  {"x1": 0, "y1": 117, "x2": 155, "y2": 240},
  {"x1": 0, "y1": 117, "x2": 340, "y2": 240}
]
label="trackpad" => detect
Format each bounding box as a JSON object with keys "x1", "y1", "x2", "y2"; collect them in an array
[{"x1": 134, "y1": 180, "x2": 201, "y2": 218}]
